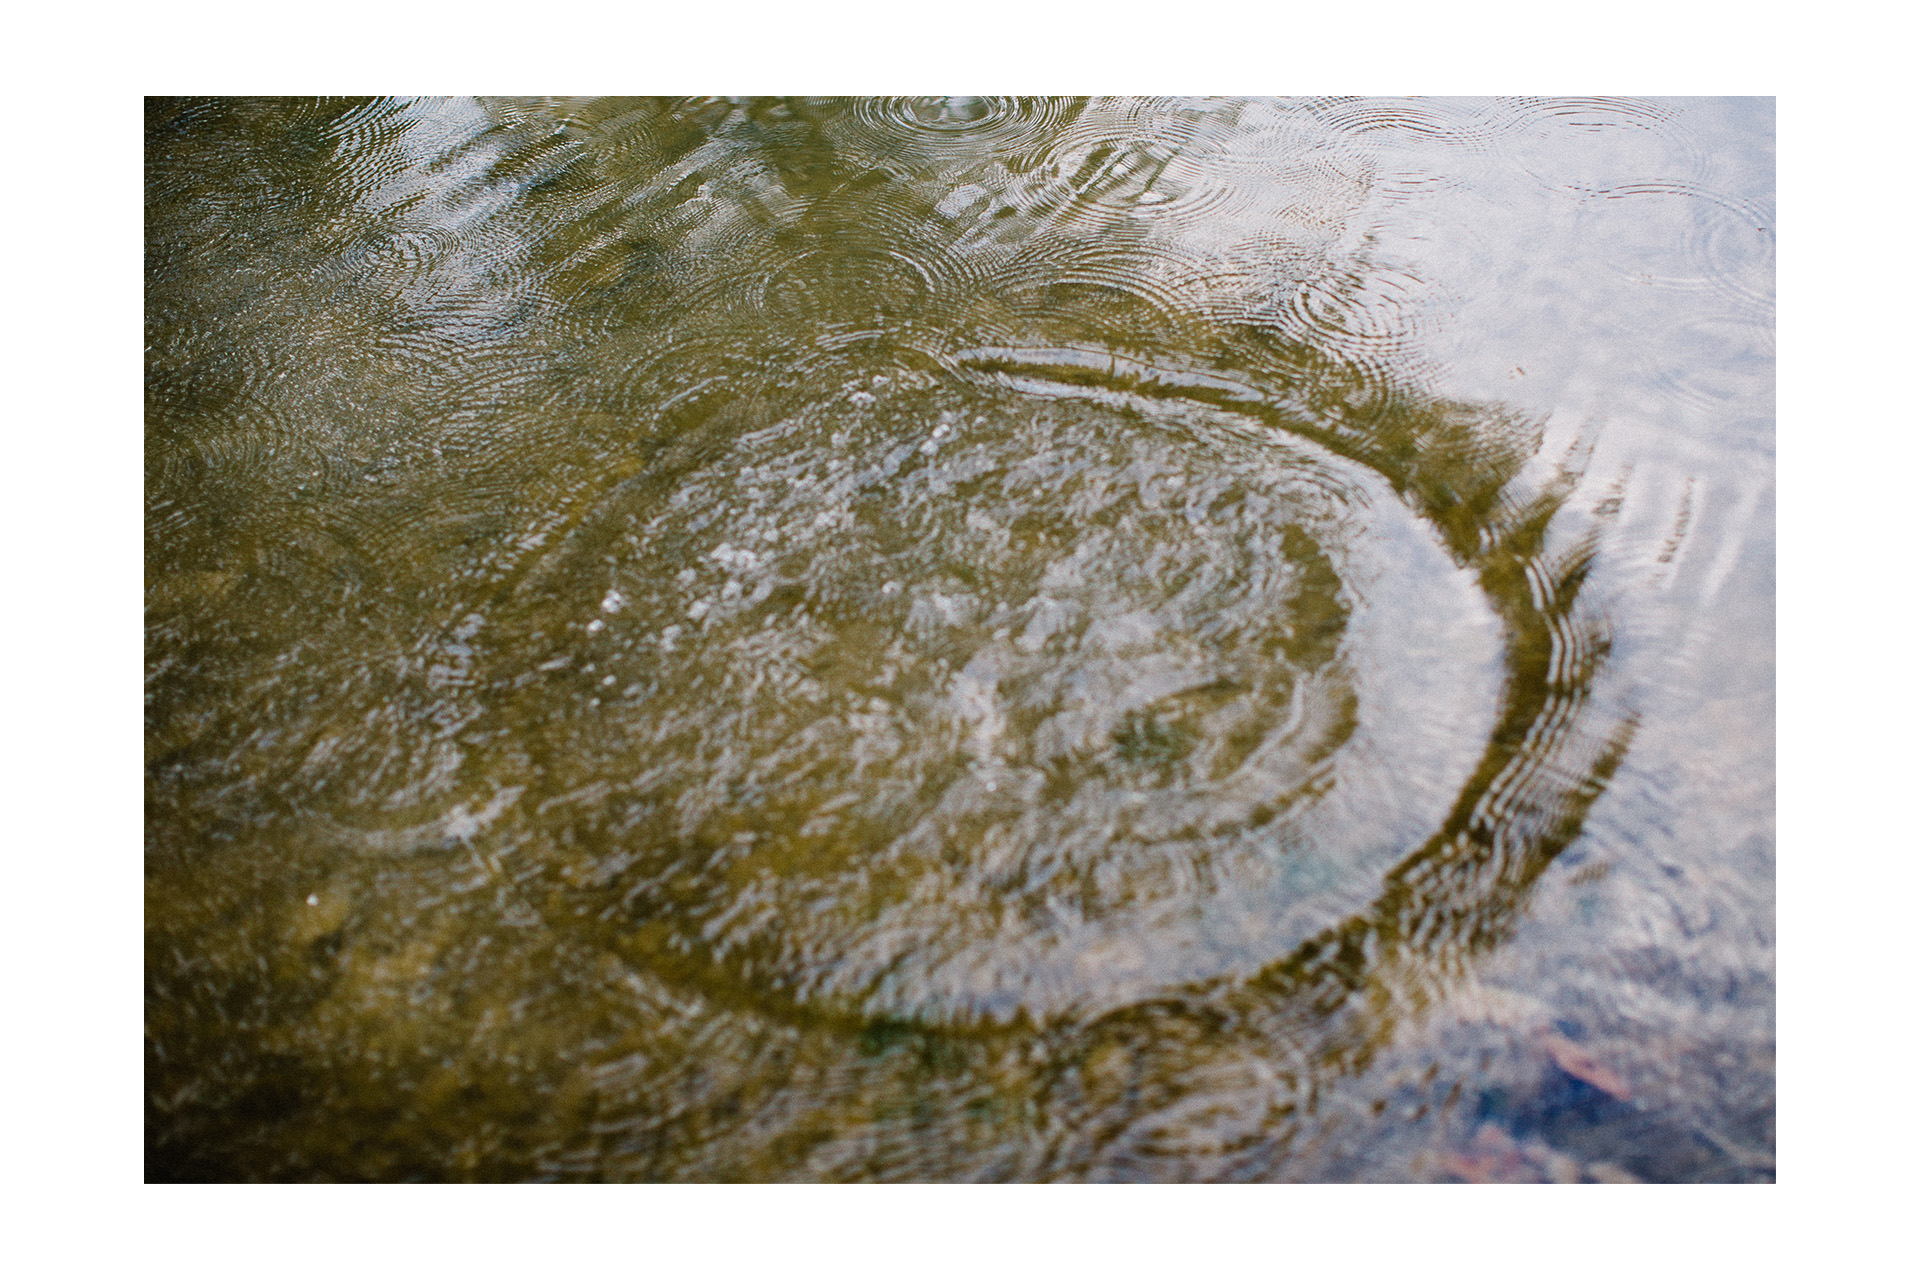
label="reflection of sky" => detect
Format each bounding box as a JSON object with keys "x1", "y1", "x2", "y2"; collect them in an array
[
  {"x1": 1333, "y1": 99, "x2": 1775, "y2": 1107},
  {"x1": 1352, "y1": 98, "x2": 1773, "y2": 435},
  {"x1": 1323, "y1": 99, "x2": 1774, "y2": 636},
  {"x1": 340, "y1": 97, "x2": 544, "y2": 333},
  {"x1": 1240, "y1": 99, "x2": 1776, "y2": 1185}
]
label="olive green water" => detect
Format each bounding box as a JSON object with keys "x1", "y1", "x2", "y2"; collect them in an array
[{"x1": 146, "y1": 97, "x2": 1773, "y2": 1181}]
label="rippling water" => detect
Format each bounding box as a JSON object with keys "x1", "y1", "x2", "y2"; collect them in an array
[{"x1": 145, "y1": 97, "x2": 1773, "y2": 1181}]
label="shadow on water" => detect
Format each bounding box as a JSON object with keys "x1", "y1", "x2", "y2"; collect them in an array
[{"x1": 148, "y1": 97, "x2": 1642, "y2": 1180}]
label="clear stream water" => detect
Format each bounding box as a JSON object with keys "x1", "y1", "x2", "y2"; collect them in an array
[{"x1": 144, "y1": 97, "x2": 1773, "y2": 1181}]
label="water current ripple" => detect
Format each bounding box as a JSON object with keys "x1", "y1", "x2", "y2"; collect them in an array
[{"x1": 144, "y1": 96, "x2": 1767, "y2": 1183}]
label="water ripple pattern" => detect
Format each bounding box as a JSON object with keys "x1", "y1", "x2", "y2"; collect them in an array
[
  {"x1": 498, "y1": 368, "x2": 1501, "y2": 1026},
  {"x1": 145, "y1": 96, "x2": 1770, "y2": 1183}
]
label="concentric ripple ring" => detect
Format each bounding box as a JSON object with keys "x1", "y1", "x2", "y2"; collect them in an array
[{"x1": 492, "y1": 360, "x2": 1505, "y2": 1026}]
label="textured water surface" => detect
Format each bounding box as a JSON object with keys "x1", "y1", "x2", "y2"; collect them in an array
[{"x1": 145, "y1": 97, "x2": 1773, "y2": 1181}]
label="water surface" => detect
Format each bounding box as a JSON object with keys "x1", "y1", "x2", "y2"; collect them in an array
[{"x1": 145, "y1": 96, "x2": 1773, "y2": 1181}]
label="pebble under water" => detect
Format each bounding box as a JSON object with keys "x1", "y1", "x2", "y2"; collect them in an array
[{"x1": 145, "y1": 97, "x2": 1774, "y2": 1181}]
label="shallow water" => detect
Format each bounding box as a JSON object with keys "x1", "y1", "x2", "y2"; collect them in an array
[{"x1": 145, "y1": 97, "x2": 1773, "y2": 1181}]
